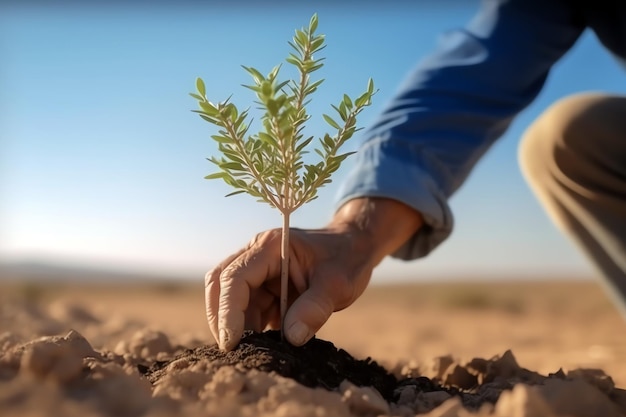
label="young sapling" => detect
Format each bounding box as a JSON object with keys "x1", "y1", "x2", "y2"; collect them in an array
[{"x1": 191, "y1": 14, "x2": 375, "y2": 342}]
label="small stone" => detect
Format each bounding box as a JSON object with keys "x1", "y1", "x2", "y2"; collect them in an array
[
  {"x1": 490, "y1": 350, "x2": 521, "y2": 380},
  {"x1": 204, "y1": 366, "x2": 246, "y2": 397},
  {"x1": 495, "y1": 384, "x2": 555, "y2": 417},
  {"x1": 419, "y1": 391, "x2": 453, "y2": 408},
  {"x1": 18, "y1": 330, "x2": 96, "y2": 384},
  {"x1": 432, "y1": 355, "x2": 455, "y2": 380},
  {"x1": 340, "y1": 380, "x2": 390, "y2": 415},
  {"x1": 92, "y1": 365, "x2": 153, "y2": 416},
  {"x1": 423, "y1": 397, "x2": 464, "y2": 417},
  {"x1": 153, "y1": 369, "x2": 212, "y2": 401},
  {"x1": 567, "y1": 368, "x2": 615, "y2": 395},
  {"x1": 444, "y1": 365, "x2": 478, "y2": 390},
  {"x1": 538, "y1": 378, "x2": 621, "y2": 417},
  {"x1": 395, "y1": 385, "x2": 418, "y2": 406},
  {"x1": 128, "y1": 329, "x2": 172, "y2": 358}
]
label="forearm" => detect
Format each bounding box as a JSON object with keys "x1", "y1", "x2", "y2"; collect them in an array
[{"x1": 327, "y1": 197, "x2": 424, "y2": 267}]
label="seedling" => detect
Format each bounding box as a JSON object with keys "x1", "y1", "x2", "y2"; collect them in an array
[{"x1": 191, "y1": 14, "x2": 375, "y2": 340}]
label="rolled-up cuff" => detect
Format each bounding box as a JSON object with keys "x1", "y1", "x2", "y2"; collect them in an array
[{"x1": 334, "y1": 138, "x2": 454, "y2": 260}]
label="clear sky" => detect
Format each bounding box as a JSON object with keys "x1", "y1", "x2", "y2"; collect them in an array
[{"x1": 1, "y1": 1, "x2": 625, "y2": 282}]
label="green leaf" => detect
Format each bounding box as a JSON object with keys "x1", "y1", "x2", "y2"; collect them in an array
[
  {"x1": 309, "y1": 13, "x2": 318, "y2": 33},
  {"x1": 335, "y1": 151, "x2": 356, "y2": 163},
  {"x1": 225, "y1": 190, "x2": 247, "y2": 197},
  {"x1": 189, "y1": 93, "x2": 204, "y2": 101},
  {"x1": 204, "y1": 172, "x2": 226, "y2": 180},
  {"x1": 275, "y1": 80, "x2": 290, "y2": 93},
  {"x1": 311, "y1": 36, "x2": 325, "y2": 51},
  {"x1": 199, "y1": 101, "x2": 218, "y2": 115},
  {"x1": 294, "y1": 29, "x2": 307, "y2": 47},
  {"x1": 220, "y1": 162, "x2": 245, "y2": 171},
  {"x1": 332, "y1": 104, "x2": 347, "y2": 121},
  {"x1": 355, "y1": 94, "x2": 369, "y2": 108},
  {"x1": 196, "y1": 113, "x2": 220, "y2": 125},
  {"x1": 322, "y1": 114, "x2": 340, "y2": 130},
  {"x1": 242, "y1": 66, "x2": 265, "y2": 84},
  {"x1": 196, "y1": 77, "x2": 206, "y2": 96},
  {"x1": 343, "y1": 94, "x2": 353, "y2": 109},
  {"x1": 258, "y1": 132, "x2": 278, "y2": 147},
  {"x1": 295, "y1": 136, "x2": 314, "y2": 153},
  {"x1": 211, "y1": 135, "x2": 232, "y2": 144}
]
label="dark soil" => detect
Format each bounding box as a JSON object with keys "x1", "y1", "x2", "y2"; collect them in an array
[
  {"x1": 142, "y1": 330, "x2": 411, "y2": 401},
  {"x1": 142, "y1": 330, "x2": 607, "y2": 410}
]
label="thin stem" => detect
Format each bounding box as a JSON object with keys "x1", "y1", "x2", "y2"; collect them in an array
[{"x1": 280, "y1": 210, "x2": 290, "y2": 341}]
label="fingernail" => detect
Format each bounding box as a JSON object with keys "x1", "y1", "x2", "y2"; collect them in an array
[
  {"x1": 287, "y1": 321, "x2": 310, "y2": 346},
  {"x1": 219, "y1": 328, "x2": 230, "y2": 350}
]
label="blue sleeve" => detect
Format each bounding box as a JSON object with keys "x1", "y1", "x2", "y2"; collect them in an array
[{"x1": 335, "y1": 0, "x2": 585, "y2": 260}]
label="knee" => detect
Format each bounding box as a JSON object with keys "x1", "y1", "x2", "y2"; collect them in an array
[{"x1": 518, "y1": 92, "x2": 624, "y2": 187}]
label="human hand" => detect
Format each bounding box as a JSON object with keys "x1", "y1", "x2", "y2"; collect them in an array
[
  {"x1": 205, "y1": 225, "x2": 375, "y2": 351},
  {"x1": 205, "y1": 197, "x2": 424, "y2": 351}
]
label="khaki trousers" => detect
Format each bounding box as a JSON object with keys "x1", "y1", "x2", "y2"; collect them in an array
[{"x1": 519, "y1": 93, "x2": 626, "y2": 317}]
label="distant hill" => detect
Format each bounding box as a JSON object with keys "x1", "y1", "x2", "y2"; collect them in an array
[{"x1": 0, "y1": 260, "x2": 196, "y2": 282}]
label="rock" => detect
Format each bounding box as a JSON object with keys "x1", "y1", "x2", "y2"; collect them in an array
[
  {"x1": 466, "y1": 357, "x2": 489, "y2": 376},
  {"x1": 239, "y1": 369, "x2": 277, "y2": 403},
  {"x1": 444, "y1": 364, "x2": 478, "y2": 390},
  {"x1": 340, "y1": 380, "x2": 390, "y2": 415},
  {"x1": 420, "y1": 391, "x2": 453, "y2": 408},
  {"x1": 128, "y1": 329, "x2": 172, "y2": 358},
  {"x1": 89, "y1": 362, "x2": 153, "y2": 416},
  {"x1": 395, "y1": 384, "x2": 418, "y2": 406},
  {"x1": 423, "y1": 397, "x2": 464, "y2": 417},
  {"x1": 486, "y1": 350, "x2": 521, "y2": 382},
  {"x1": 538, "y1": 378, "x2": 622, "y2": 417},
  {"x1": 494, "y1": 384, "x2": 555, "y2": 417},
  {"x1": 432, "y1": 355, "x2": 455, "y2": 380},
  {"x1": 567, "y1": 368, "x2": 615, "y2": 395},
  {"x1": 261, "y1": 377, "x2": 347, "y2": 416},
  {"x1": 153, "y1": 369, "x2": 213, "y2": 401},
  {"x1": 203, "y1": 366, "x2": 246, "y2": 397},
  {"x1": 18, "y1": 330, "x2": 97, "y2": 384},
  {"x1": 389, "y1": 403, "x2": 417, "y2": 417}
]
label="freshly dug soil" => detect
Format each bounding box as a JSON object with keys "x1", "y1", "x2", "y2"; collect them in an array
[
  {"x1": 140, "y1": 330, "x2": 626, "y2": 414},
  {"x1": 142, "y1": 330, "x2": 402, "y2": 400}
]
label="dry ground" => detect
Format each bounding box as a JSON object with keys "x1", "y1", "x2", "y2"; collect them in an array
[{"x1": 1, "y1": 277, "x2": 625, "y2": 416}]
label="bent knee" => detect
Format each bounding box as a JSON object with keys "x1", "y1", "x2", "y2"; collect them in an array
[{"x1": 519, "y1": 92, "x2": 626, "y2": 185}]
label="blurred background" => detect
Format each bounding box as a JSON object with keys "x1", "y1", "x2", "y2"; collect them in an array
[{"x1": 2, "y1": 0, "x2": 625, "y2": 283}]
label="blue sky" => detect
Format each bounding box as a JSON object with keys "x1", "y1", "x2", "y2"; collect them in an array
[{"x1": 1, "y1": 2, "x2": 625, "y2": 282}]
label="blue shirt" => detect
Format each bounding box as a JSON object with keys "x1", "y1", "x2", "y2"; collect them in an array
[{"x1": 335, "y1": 0, "x2": 626, "y2": 260}]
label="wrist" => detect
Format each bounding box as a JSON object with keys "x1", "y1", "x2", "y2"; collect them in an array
[{"x1": 326, "y1": 197, "x2": 424, "y2": 266}]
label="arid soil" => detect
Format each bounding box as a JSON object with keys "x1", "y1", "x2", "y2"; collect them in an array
[{"x1": 1, "y1": 278, "x2": 625, "y2": 416}]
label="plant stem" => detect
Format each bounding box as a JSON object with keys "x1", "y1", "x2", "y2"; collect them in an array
[{"x1": 280, "y1": 211, "x2": 290, "y2": 341}]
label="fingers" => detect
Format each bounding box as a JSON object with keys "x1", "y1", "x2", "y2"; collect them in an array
[
  {"x1": 283, "y1": 284, "x2": 335, "y2": 346},
  {"x1": 217, "y1": 233, "x2": 282, "y2": 350},
  {"x1": 205, "y1": 249, "x2": 245, "y2": 344}
]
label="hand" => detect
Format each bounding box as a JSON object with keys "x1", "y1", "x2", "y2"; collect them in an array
[
  {"x1": 205, "y1": 224, "x2": 375, "y2": 350},
  {"x1": 205, "y1": 197, "x2": 424, "y2": 350}
]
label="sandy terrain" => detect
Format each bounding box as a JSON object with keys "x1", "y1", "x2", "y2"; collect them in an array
[{"x1": 1, "y1": 277, "x2": 625, "y2": 416}]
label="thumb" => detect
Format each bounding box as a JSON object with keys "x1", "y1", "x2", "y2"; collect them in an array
[{"x1": 283, "y1": 285, "x2": 334, "y2": 346}]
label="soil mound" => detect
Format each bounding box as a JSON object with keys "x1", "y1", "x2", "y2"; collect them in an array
[{"x1": 144, "y1": 330, "x2": 402, "y2": 400}]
